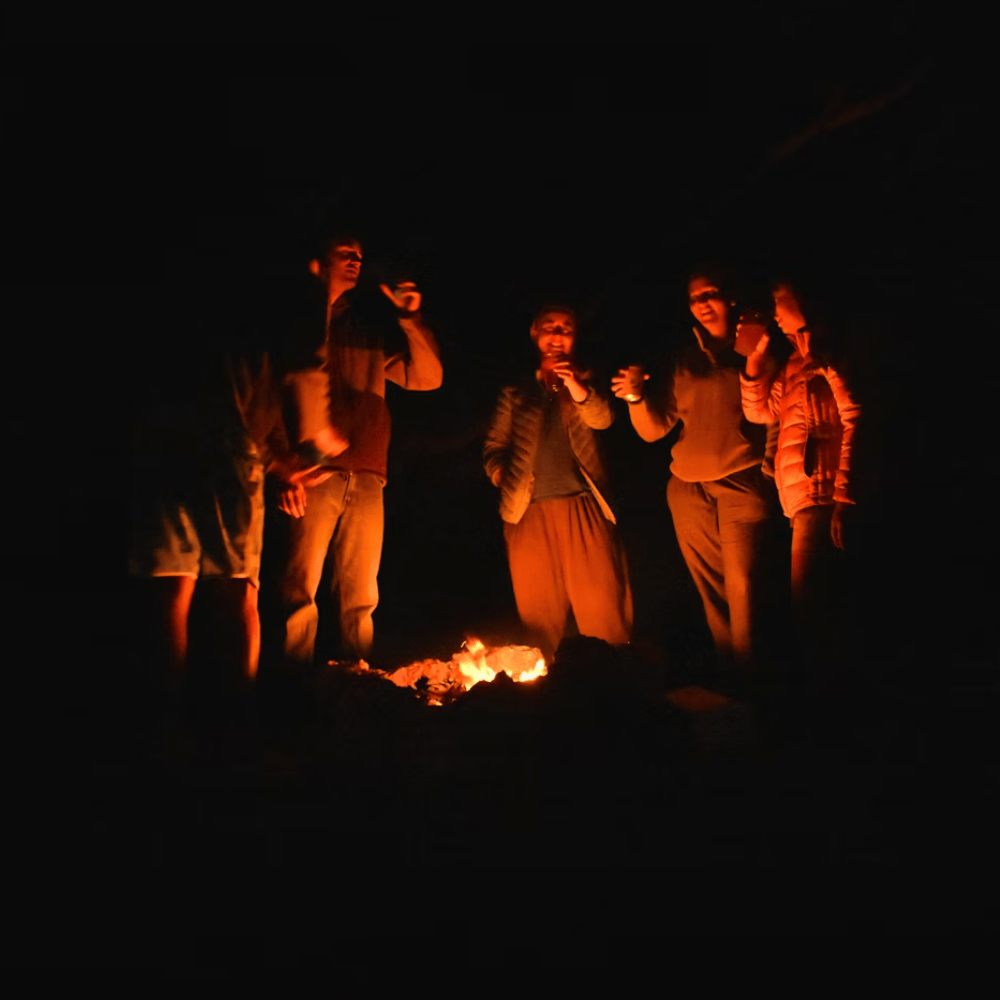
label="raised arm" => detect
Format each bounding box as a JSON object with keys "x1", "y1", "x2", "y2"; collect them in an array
[
  {"x1": 611, "y1": 365, "x2": 679, "y2": 442},
  {"x1": 573, "y1": 381, "x2": 614, "y2": 429},
  {"x1": 740, "y1": 333, "x2": 782, "y2": 424},
  {"x1": 551, "y1": 360, "x2": 613, "y2": 429},
  {"x1": 381, "y1": 282, "x2": 443, "y2": 390}
]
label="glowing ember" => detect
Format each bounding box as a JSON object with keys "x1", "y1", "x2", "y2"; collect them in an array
[
  {"x1": 378, "y1": 636, "x2": 547, "y2": 700},
  {"x1": 455, "y1": 637, "x2": 547, "y2": 689}
]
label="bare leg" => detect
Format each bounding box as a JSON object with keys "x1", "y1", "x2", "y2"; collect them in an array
[
  {"x1": 159, "y1": 575, "x2": 197, "y2": 675},
  {"x1": 219, "y1": 579, "x2": 261, "y2": 681}
]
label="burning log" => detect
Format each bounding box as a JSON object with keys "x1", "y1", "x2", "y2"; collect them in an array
[{"x1": 373, "y1": 637, "x2": 547, "y2": 704}]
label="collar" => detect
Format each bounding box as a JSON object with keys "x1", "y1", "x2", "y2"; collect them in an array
[
  {"x1": 328, "y1": 294, "x2": 351, "y2": 323},
  {"x1": 691, "y1": 325, "x2": 737, "y2": 368}
]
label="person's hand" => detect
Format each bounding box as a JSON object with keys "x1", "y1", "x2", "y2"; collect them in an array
[
  {"x1": 278, "y1": 481, "x2": 308, "y2": 519},
  {"x1": 550, "y1": 360, "x2": 588, "y2": 402},
  {"x1": 744, "y1": 331, "x2": 771, "y2": 379},
  {"x1": 270, "y1": 455, "x2": 334, "y2": 518},
  {"x1": 831, "y1": 502, "x2": 850, "y2": 550},
  {"x1": 611, "y1": 366, "x2": 649, "y2": 402},
  {"x1": 380, "y1": 281, "x2": 421, "y2": 314}
]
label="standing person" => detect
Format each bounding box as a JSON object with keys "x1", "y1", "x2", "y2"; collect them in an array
[
  {"x1": 484, "y1": 306, "x2": 633, "y2": 660},
  {"x1": 128, "y1": 279, "x2": 338, "y2": 736},
  {"x1": 611, "y1": 269, "x2": 774, "y2": 675},
  {"x1": 741, "y1": 278, "x2": 861, "y2": 678},
  {"x1": 277, "y1": 233, "x2": 443, "y2": 666}
]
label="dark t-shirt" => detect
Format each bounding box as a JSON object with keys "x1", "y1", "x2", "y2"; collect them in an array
[{"x1": 530, "y1": 392, "x2": 588, "y2": 503}]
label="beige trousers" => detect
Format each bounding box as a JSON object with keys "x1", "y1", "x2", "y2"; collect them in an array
[
  {"x1": 504, "y1": 492, "x2": 633, "y2": 660},
  {"x1": 667, "y1": 466, "x2": 772, "y2": 667}
]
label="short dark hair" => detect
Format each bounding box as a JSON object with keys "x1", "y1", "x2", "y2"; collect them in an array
[
  {"x1": 530, "y1": 303, "x2": 578, "y2": 337},
  {"x1": 312, "y1": 229, "x2": 364, "y2": 263}
]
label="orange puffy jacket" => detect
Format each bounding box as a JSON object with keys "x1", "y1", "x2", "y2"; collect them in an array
[{"x1": 741, "y1": 344, "x2": 860, "y2": 519}]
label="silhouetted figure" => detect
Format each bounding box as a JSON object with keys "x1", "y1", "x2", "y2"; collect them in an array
[
  {"x1": 485, "y1": 306, "x2": 633, "y2": 661},
  {"x1": 128, "y1": 275, "x2": 334, "y2": 743}
]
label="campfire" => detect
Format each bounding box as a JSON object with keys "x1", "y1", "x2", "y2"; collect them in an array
[{"x1": 354, "y1": 637, "x2": 547, "y2": 706}]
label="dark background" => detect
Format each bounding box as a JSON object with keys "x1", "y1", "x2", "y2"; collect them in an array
[
  {"x1": 4, "y1": 24, "x2": 989, "y2": 675},
  {"x1": 0, "y1": 12, "x2": 998, "y2": 950}
]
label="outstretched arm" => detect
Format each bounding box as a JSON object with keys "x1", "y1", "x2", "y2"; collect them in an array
[
  {"x1": 611, "y1": 365, "x2": 678, "y2": 442},
  {"x1": 381, "y1": 282, "x2": 444, "y2": 390}
]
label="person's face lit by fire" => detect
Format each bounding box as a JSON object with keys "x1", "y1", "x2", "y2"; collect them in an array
[
  {"x1": 772, "y1": 284, "x2": 808, "y2": 337},
  {"x1": 532, "y1": 311, "x2": 576, "y2": 359},
  {"x1": 310, "y1": 241, "x2": 363, "y2": 299},
  {"x1": 688, "y1": 276, "x2": 730, "y2": 340}
]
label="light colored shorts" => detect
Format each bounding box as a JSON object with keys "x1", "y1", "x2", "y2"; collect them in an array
[{"x1": 128, "y1": 455, "x2": 265, "y2": 588}]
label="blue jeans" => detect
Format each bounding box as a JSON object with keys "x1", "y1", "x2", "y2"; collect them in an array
[{"x1": 278, "y1": 470, "x2": 384, "y2": 663}]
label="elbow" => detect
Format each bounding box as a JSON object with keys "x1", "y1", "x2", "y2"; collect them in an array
[{"x1": 416, "y1": 361, "x2": 444, "y2": 391}]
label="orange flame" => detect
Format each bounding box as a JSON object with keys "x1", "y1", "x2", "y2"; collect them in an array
[
  {"x1": 378, "y1": 637, "x2": 547, "y2": 698},
  {"x1": 455, "y1": 637, "x2": 547, "y2": 690}
]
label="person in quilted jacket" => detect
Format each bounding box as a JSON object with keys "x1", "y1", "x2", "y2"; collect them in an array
[
  {"x1": 741, "y1": 277, "x2": 861, "y2": 671},
  {"x1": 484, "y1": 306, "x2": 633, "y2": 660}
]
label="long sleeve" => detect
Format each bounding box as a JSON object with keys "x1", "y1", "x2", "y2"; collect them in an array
[
  {"x1": 823, "y1": 365, "x2": 861, "y2": 505},
  {"x1": 573, "y1": 380, "x2": 614, "y2": 430},
  {"x1": 741, "y1": 369, "x2": 783, "y2": 424},
  {"x1": 385, "y1": 313, "x2": 443, "y2": 390},
  {"x1": 627, "y1": 374, "x2": 680, "y2": 442},
  {"x1": 483, "y1": 386, "x2": 514, "y2": 487}
]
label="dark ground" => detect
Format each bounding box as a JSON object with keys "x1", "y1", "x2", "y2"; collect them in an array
[{"x1": 2, "y1": 25, "x2": 999, "y2": 962}]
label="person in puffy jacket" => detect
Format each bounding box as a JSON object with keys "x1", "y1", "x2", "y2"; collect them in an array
[
  {"x1": 484, "y1": 305, "x2": 633, "y2": 660},
  {"x1": 741, "y1": 278, "x2": 861, "y2": 672}
]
